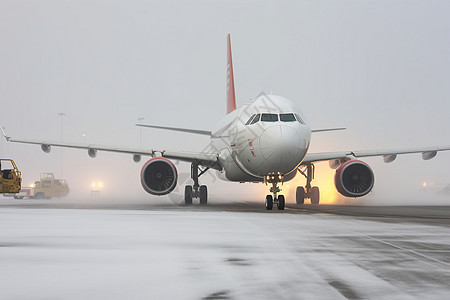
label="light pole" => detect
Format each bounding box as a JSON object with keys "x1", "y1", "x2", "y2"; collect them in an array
[
  {"x1": 0, "y1": 126, "x2": 4, "y2": 157},
  {"x1": 137, "y1": 117, "x2": 144, "y2": 147},
  {"x1": 58, "y1": 113, "x2": 65, "y2": 177}
]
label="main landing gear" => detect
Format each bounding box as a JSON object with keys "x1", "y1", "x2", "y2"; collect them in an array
[
  {"x1": 296, "y1": 164, "x2": 320, "y2": 205},
  {"x1": 264, "y1": 173, "x2": 285, "y2": 211},
  {"x1": 185, "y1": 162, "x2": 209, "y2": 205}
]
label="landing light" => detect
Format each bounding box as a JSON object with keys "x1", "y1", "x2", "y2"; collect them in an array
[{"x1": 91, "y1": 181, "x2": 104, "y2": 189}]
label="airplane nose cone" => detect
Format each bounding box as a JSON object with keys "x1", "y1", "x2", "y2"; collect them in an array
[{"x1": 259, "y1": 125, "x2": 301, "y2": 167}]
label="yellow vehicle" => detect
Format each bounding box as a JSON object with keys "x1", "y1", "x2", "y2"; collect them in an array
[
  {"x1": 32, "y1": 173, "x2": 69, "y2": 199},
  {"x1": 0, "y1": 159, "x2": 22, "y2": 193}
]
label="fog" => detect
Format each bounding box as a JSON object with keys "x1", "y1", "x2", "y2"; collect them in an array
[{"x1": 1, "y1": 0, "x2": 450, "y2": 205}]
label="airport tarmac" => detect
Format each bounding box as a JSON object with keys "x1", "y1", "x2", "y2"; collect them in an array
[{"x1": 1, "y1": 199, "x2": 450, "y2": 299}]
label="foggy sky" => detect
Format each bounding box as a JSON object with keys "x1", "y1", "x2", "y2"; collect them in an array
[{"x1": 1, "y1": 0, "x2": 450, "y2": 204}]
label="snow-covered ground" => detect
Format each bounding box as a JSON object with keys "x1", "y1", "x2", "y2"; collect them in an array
[{"x1": 1, "y1": 207, "x2": 450, "y2": 299}]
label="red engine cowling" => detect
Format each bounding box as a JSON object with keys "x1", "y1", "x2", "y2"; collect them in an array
[
  {"x1": 140, "y1": 158, "x2": 178, "y2": 196},
  {"x1": 334, "y1": 160, "x2": 375, "y2": 197}
]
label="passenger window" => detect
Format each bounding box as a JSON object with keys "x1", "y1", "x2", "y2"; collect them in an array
[
  {"x1": 280, "y1": 113, "x2": 296, "y2": 122},
  {"x1": 261, "y1": 113, "x2": 278, "y2": 122},
  {"x1": 295, "y1": 113, "x2": 305, "y2": 124},
  {"x1": 250, "y1": 114, "x2": 260, "y2": 125},
  {"x1": 245, "y1": 114, "x2": 256, "y2": 125}
]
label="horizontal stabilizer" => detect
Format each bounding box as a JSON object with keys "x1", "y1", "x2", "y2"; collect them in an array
[
  {"x1": 135, "y1": 124, "x2": 211, "y2": 136},
  {"x1": 311, "y1": 127, "x2": 346, "y2": 133}
]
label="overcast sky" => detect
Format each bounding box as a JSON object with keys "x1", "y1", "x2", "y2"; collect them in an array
[{"x1": 1, "y1": 0, "x2": 450, "y2": 204}]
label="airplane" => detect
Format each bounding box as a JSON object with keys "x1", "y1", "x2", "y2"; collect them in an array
[{"x1": 2, "y1": 34, "x2": 450, "y2": 210}]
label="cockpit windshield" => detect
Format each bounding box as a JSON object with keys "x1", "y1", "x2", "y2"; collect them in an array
[
  {"x1": 279, "y1": 113, "x2": 296, "y2": 122},
  {"x1": 245, "y1": 112, "x2": 304, "y2": 125},
  {"x1": 250, "y1": 114, "x2": 260, "y2": 124},
  {"x1": 261, "y1": 113, "x2": 278, "y2": 122},
  {"x1": 295, "y1": 113, "x2": 305, "y2": 124},
  {"x1": 245, "y1": 114, "x2": 256, "y2": 125}
]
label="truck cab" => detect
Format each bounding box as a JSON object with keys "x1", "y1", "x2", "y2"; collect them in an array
[{"x1": 0, "y1": 159, "x2": 22, "y2": 194}]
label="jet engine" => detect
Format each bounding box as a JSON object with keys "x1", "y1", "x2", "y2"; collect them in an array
[
  {"x1": 334, "y1": 160, "x2": 374, "y2": 197},
  {"x1": 140, "y1": 157, "x2": 178, "y2": 196}
]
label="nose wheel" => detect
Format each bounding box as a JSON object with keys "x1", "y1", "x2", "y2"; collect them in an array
[
  {"x1": 277, "y1": 195, "x2": 285, "y2": 210},
  {"x1": 265, "y1": 195, "x2": 273, "y2": 210},
  {"x1": 265, "y1": 194, "x2": 285, "y2": 210},
  {"x1": 264, "y1": 173, "x2": 286, "y2": 210}
]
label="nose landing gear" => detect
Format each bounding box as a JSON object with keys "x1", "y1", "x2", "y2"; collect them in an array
[
  {"x1": 296, "y1": 164, "x2": 320, "y2": 205},
  {"x1": 264, "y1": 173, "x2": 285, "y2": 210}
]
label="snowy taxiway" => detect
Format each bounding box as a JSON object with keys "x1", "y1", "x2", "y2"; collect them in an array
[{"x1": 1, "y1": 201, "x2": 450, "y2": 299}]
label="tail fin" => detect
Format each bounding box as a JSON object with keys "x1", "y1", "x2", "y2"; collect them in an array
[{"x1": 226, "y1": 34, "x2": 237, "y2": 114}]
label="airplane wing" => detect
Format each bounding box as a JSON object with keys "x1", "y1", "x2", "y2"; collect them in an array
[
  {"x1": 135, "y1": 123, "x2": 211, "y2": 136},
  {"x1": 311, "y1": 127, "x2": 346, "y2": 133},
  {"x1": 303, "y1": 146, "x2": 450, "y2": 164},
  {"x1": 1, "y1": 128, "x2": 221, "y2": 170}
]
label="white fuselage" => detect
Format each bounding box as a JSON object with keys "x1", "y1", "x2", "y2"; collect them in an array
[{"x1": 208, "y1": 94, "x2": 311, "y2": 182}]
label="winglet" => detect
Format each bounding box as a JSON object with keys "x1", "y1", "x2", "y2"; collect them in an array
[
  {"x1": 0, "y1": 126, "x2": 10, "y2": 141},
  {"x1": 226, "y1": 34, "x2": 237, "y2": 114}
]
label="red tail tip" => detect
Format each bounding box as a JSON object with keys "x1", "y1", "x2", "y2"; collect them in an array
[{"x1": 226, "y1": 34, "x2": 237, "y2": 114}]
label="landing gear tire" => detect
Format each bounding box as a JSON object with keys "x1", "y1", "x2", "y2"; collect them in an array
[
  {"x1": 277, "y1": 195, "x2": 285, "y2": 210},
  {"x1": 265, "y1": 195, "x2": 273, "y2": 210},
  {"x1": 311, "y1": 186, "x2": 320, "y2": 204},
  {"x1": 296, "y1": 187, "x2": 305, "y2": 205},
  {"x1": 184, "y1": 185, "x2": 193, "y2": 205},
  {"x1": 199, "y1": 185, "x2": 208, "y2": 205}
]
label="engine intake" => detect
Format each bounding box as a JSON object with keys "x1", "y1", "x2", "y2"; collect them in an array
[
  {"x1": 41, "y1": 144, "x2": 51, "y2": 153},
  {"x1": 140, "y1": 158, "x2": 178, "y2": 196},
  {"x1": 88, "y1": 148, "x2": 97, "y2": 158},
  {"x1": 335, "y1": 160, "x2": 374, "y2": 197}
]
